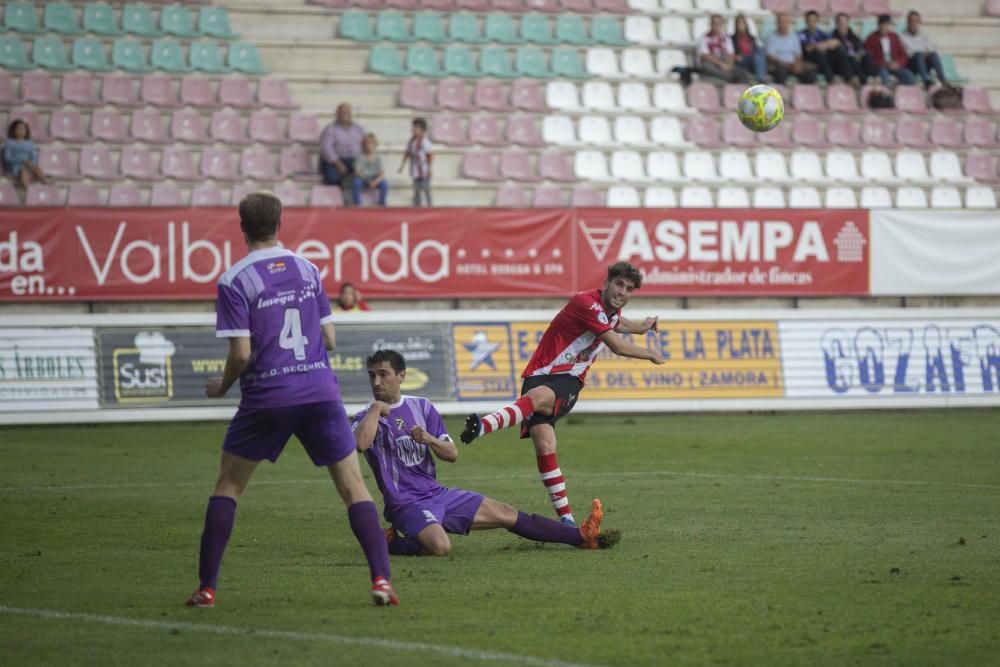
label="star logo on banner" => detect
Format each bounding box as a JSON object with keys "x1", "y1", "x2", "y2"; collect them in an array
[{"x1": 464, "y1": 331, "x2": 500, "y2": 371}]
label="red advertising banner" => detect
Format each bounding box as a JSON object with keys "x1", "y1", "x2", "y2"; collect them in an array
[{"x1": 0, "y1": 207, "x2": 869, "y2": 301}]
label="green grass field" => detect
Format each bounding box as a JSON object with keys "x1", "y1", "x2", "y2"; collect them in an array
[{"x1": 2, "y1": 411, "x2": 999, "y2": 666}]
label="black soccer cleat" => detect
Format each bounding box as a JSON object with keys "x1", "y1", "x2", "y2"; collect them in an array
[{"x1": 460, "y1": 413, "x2": 481, "y2": 445}]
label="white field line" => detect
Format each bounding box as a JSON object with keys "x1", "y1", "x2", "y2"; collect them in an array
[{"x1": 0, "y1": 605, "x2": 600, "y2": 667}]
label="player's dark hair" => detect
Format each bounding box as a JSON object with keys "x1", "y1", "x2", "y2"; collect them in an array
[
  {"x1": 7, "y1": 119, "x2": 29, "y2": 140},
  {"x1": 805, "y1": 9, "x2": 818, "y2": 19},
  {"x1": 367, "y1": 349, "x2": 406, "y2": 373},
  {"x1": 606, "y1": 261, "x2": 643, "y2": 290},
  {"x1": 239, "y1": 191, "x2": 282, "y2": 242},
  {"x1": 412, "y1": 118, "x2": 427, "y2": 131}
]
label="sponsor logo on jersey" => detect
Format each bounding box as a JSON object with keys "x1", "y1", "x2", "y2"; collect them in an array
[
  {"x1": 266, "y1": 261, "x2": 286, "y2": 274},
  {"x1": 258, "y1": 291, "x2": 297, "y2": 309}
]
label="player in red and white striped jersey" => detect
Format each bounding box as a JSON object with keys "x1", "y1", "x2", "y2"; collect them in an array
[{"x1": 460, "y1": 262, "x2": 664, "y2": 526}]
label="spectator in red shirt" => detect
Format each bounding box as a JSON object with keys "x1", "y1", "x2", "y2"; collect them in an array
[
  {"x1": 337, "y1": 283, "x2": 371, "y2": 312},
  {"x1": 696, "y1": 14, "x2": 753, "y2": 84},
  {"x1": 864, "y1": 14, "x2": 916, "y2": 86}
]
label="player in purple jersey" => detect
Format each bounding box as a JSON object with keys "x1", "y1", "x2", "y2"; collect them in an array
[
  {"x1": 186, "y1": 192, "x2": 398, "y2": 608},
  {"x1": 353, "y1": 349, "x2": 620, "y2": 556}
]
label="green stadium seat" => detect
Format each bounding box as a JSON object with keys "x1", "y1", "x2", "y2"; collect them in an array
[
  {"x1": 199, "y1": 7, "x2": 240, "y2": 40},
  {"x1": 485, "y1": 14, "x2": 522, "y2": 45},
  {"x1": 4, "y1": 2, "x2": 44, "y2": 34},
  {"x1": 939, "y1": 53, "x2": 970, "y2": 84},
  {"x1": 113, "y1": 38, "x2": 154, "y2": 73},
  {"x1": 516, "y1": 46, "x2": 551, "y2": 78},
  {"x1": 228, "y1": 42, "x2": 269, "y2": 75},
  {"x1": 449, "y1": 13, "x2": 487, "y2": 44},
  {"x1": 555, "y1": 15, "x2": 593, "y2": 46},
  {"x1": 376, "y1": 12, "x2": 415, "y2": 43},
  {"x1": 481, "y1": 47, "x2": 517, "y2": 78},
  {"x1": 160, "y1": 5, "x2": 200, "y2": 39},
  {"x1": 82, "y1": 3, "x2": 124, "y2": 36},
  {"x1": 122, "y1": 5, "x2": 163, "y2": 38},
  {"x1": 151, "y1": 38, "x2": 193, "y2": 72},
  {"x1": 0, "y1": 36, "x2": 33, "y2": 70},
  {"x1": 191, "y1": 40, "x2": 231, "y2": 73},
  {"x1": 413, "y1": 13, "x2": 449, "y2": 44},
  {"x1": 551, "y1": 48, "x2": 591, "y2": 79},
  {"x1": 32, "y1": 36, "x2": 74, "y2": 70},
  {"x1": 406, "y1": 45, "x2": 445, "y2": 77},
  {"x1": 339, "y1": 11, "x2": 376, "y2": 42},
  {"x1": 591, "y1": 16, "x2": 630, "y2": 46},
  {"x1": 520, "y1": 15, "x2": 558, "y2": 46},
  {"x1": 443, "y1": 45, "x2": 480, "y2": 77},
  {"x1": 43, "y1": 3, "x2": 85, "y2": 36},
  {"x1": 72, "y1": 37, "x2": 114, "y2": 71},
  {"x1": 369, "y1": 44, "x2": 408, "y2": 76}
]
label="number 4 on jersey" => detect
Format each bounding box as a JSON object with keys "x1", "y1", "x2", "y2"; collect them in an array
[{"x1": 279, "y1": 308, "x2": 308, "y2": 360}]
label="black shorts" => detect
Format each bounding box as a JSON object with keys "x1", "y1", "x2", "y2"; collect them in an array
[{"x1": 519, "y1": 374, "x2": 583, "y2": 439}]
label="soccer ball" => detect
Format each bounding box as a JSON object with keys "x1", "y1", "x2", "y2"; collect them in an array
[{"x1": 736, "y1": 85, "x2": 784, "y2": 132}]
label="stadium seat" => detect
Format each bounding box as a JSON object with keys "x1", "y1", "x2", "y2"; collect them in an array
[
  {"x1": 151, "y1": 39, "x2": 194, "y2": 73},
  {"x1": 625, "y1": 16, "x2": 657, "y2": 45},
  {"x1": 0, "y1": 73, "x2": 15, "y2": 106},
  {"x1": 659, "y1": 17, "x2": 693, "y2": 46},
  {"x1": 591, "y1": 16, "x2": 631, "y2": 46},
  {"x1": 859, "y1": 186, "x2": 892, "y2": 208},
  {"x1": 722, "y1": 117, "x2": 758, "y2": 148},
  {"x1": 628, "y1": 0, "x2": 659, "y2": 11},
  {"x1": 113, "y1": 39, "x2": 154, "y2": 73},
  {"x1": 686, "y1": 117, "x2": 724, "y2": 149},
  {"x1": 516, "y1": 46, "x2": 551, "y2": 78},
  {"x1": 181, "y1": 76, "x2": 220, "y2": 108},
  {"x1": 511, "y1": 80, "x2": 547, "y2": 111},
  {"x1": 414, "y1": 13, "x2": 449, "y2": 43},
  {"x1": 45, "y1": 2, "x2": 85, "y2": 36},
  {"x1": 506, "y1": 116, "x2": 545, "y2": 147},
  {"x1": 241, "y1": 149, "x2": 278, "y2": 181},
  {"x1": 829, "y1": 0, "x2": 863, "y2": 16},
  {"x1": 121, "y1": 5, "x2": 161, "y2": 38},
  {"x1": 309, "y1": 185, "x2": 345, "y2": 207},
  {"x1": 538, "y1": 151, "x2": 578, "y2": 181},
  {"x1": 860, "y1": 117, "x2": 899, "y2": 148},
  {"x1": 194, "y1": 41, "x2": 233, "y2": 74},
  {"x1": 574, "y1": 150, "x2": 611, "y2": 180},
  {"x1": 377, "y1": 12, "x2": 416, "y2": 42},
  {"x1": 481, "y1": 47, "x2": 517, "y2": 78},
  {"x1": 130, "y1": 109, "x2": 170, "y2": 144},
  {"x1": 228, "y1": 43, "x2": 269, "y2": 75},
  {"x1": 895, "y1": 151, "x2": 932, "y2": 183},
  {"x1": 438, "y1": 79, "x2": 477, "y2": 110},
  {"x1": 386, "y1": 0, "x2": 421, "y2": 10},
  {"x1": 754, "y1": 151, "x2": 792, "y2": 182},
  {"x1": 683, "y1": 151, "x2": 720, "y2": 181},
  {"x1": 717, "y1": 187, "x2": 750, "y2": 208},
  {"x1": 570, "y1": 186, "x2": 603, "y2": 207},
  {"x1": 120, "y1": 147, "x2": 159, "y2": 180},
  {"x1": 274, "y1": 185, "x2": 307, "y2": 208},
  {"x1": 67, "y1": 184, "x2": 103, "y2": 206},
  {"x1": 963, "y1": 118, "x2": 997, "y2": 148},
  {"x1": 341, "y1": 11, "x2": 376, "y2": 41},
  {"x1": 618, "y1": 82, "x2": 651, "y2": 111},
  {"x1": 109, "y1": 184, "x2": 144, "y2": 207},
  {"x1": 791, "y1": 85, "x2": 827, "y2": 115},
  {"x1": 37, "y1": 147, "x2": 79, "y2": 180},
  {"x1": 894, "y1": 86, "x2": 929, "y2": 115},
  {"x1": 229, "y1": 184, "x2": 258, "y2": 206},
  {"x1": 646, "y1": 151, "x2": 681, "y2": 181},
  {"x1": 73, "y1": 38, "x2": 114, "y2": 71},
  {"x1": 450, "y1": 12, "x2": 487, "y2": 43},
  {"x1": 431, "y1": 115, "x2": 471, "y2": 146},
  {"x1": 7, "y1": 109, "x2": 48, "y2": 141},
  {"x1": 611, "y1": 151, "x2": 647, "y2": 180},
  {"x1": 520, "y1": 15, "x2": 558, "y2": 45},
  {"x1": 80, "y1": 147, "x2": 117, "y2": 180},
  {"x1": 407, "y1": 45, "x2": 445, "y2": 77},
  {"x1": 929, "y1": 118, "x2": 965, "y2": 149},
  {"x1": 400, "y1": 79, "x2": 440, "y2": 110},
  {"x1": 443, "y1": 45, "x2": 481, "y2": 78},
  {"x1": 687, "y1": 83, "x2": 723, "y2": 113},
  {"x1": 826, "y1": 119, "x2": 863, "y2": 148},
  {"x1": 4, "y1": 2, "x2": 43, "y2": 34},
  {"x1": 650, "y1": 117, "x2": 686, "y2": 146},
  {"x1": 192, "y1": 185, "x2": 226, "y2": 207},
  {"x1": 607, "y1": 186, "x2": 641, "y2": 207},
  {"x1": 861, "y1": 0, "x2": 899, "y2": 17},
  {"x1": 655, "y1": 49, "x2": 688, "y2": 76},
  {"x1": 938, "y1": 54, "x2": 969, "y2": 85},
  {"x1": 579, "y1": 116, "x2": 614, "y2": 145},
  {"x1": 82, "y1": 4, "x2": 123, "y2": 36},
  {"x1": 680, "y1": 186, "x2": 713, "y2": 207},
  {"x1": 719, "y1": 150, "x2": 753, "y2": 181},
  {"x1": 614, "y1": 116, "x2": 649, "y2": 145},
  {"x1": 962, "y1": 87, "x2": 995, "y2": 115},
  {"x1": 929, "y1": 186, "x2": 962, "y2": 209},
  {"x1": 219, "y1": 78, "x2": 259, "y2": 109},
  {"x1": 150, "y1": 185, "x2": 188, "y2": 207},
  {"x1": 279, "y1": 146, "x2": 318, "y2": 180},
  {"x1": 161, "y1": 148, "x2": 200, "y2": 181},
  {"x1": 500, "y1": 151, "x2": 542, "y2": 182},
  {"x1": 288, "y1": 113, "x2": 321, "y2": 144},
  {"x1": 474, "y1": 79, "x2": 512, "y2": 111},
  {"x1": 468, "y1": 115, "x2": 506, "y2": 147},
  {"x1": 826, "y1": 85, "x2": 863, "y2": 114},
  {"x1": 161, "y1": 5, "x2": 200, "y2": 38},
  {"x1": 790, "y1": 151, "x2": 824, "y2": 183},
  {"x1": 455, "y1": 0, "x2": 490, "y2": 9},
  {"x1": 653, "y1": 82, "x2": 693, "y2": 113},
  {"x1": 595, "y1": 0, "x2": 631, "y2": 10},
  {"x1": 209, "y1": 110, "x2": 248, "y2": 145},
  {"x1": 930, "y1": 151, "x2": 969, "y2": 183},
  {"x1": 860, "y1": 151, "x2": 898, "y2": 183},
  {"x1": 552, "y1": 49, "x2": 591, "y2": 79},
  {"x1": 461, "y1": 151, "x2": 502, "y2": 181},
  {"x1": 50, "y1": 109, "x2": 89, "y2": 142},
  {"x1": 0, "y1": 37, "x2": 32, "y2": 71},
  {"x1": 586, "y1": 48, "x2": 620, "y2": 77},
  {"x1": 561, "y1": 0, "x2": 597, "y2": 12},
  {"x1": 788, "y1": 186, "x2": 821, "y2": 208},
  {"x1": 555, "y1": 15, "x2": 593, "y2": 46},
  {"x1": 20, "y1": 72, "x2": 58, "y2": 106},
  {"x1": 965, "y1": 186, "x2": 998, "y2": 209},
  {"x1": 824, "y1": 186, "x2": 858, "y2": 208},
  {"x1": 200, "y1": 7, "x2": 239, "y2": 40},
  {"x1": 495, "y1": 185, "x2": 529, "y2": 207},
  {"x1": 546, "y1": 81, "x2": 581, "y2": 111},
  {"x1": 644, "y1": 186, "x2": 677, "y2": 207},
  {"x1": 533, "y1": 186, "x2": 568, "y2": 207},
  {"x1": 825, "y1": 151, "x2": 863, "y2": 184},
  {"x1": 893, "y1": 118, "x2": 929, "y2": 149},
  {"x1": 91, "y1": 109, "x2": 128, "y2": 143},
  {"x1": 752, "y1": 186, "x2": 785, "y2": 208},
  {"x1": 26, "y1": 184, "x2": 65, "y2": 206},
  {"x1": 141, "y1": 74, "x2": 181, "y2": 108},
  {"x1": 370, "y1": 45, "x2": 408, "y2": 76},
  {"x1": 895, "y1": 186, "x2": 927, "y2": 208},
  {"x1": 32, "y1": 37, "x2": 74, "y2": 71},
  {"x1": 485, "y1": 14, "x2": 521, "y2": 45}
]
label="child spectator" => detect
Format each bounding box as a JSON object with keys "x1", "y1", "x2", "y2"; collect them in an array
[
  {"x1": 399, "y1": 118, "x2": 432, "y2": 207},
  {"x1": 3, "y1": 120, "x2": 50, "y2": 189},
  {"x1": 337, "y1": 283, "x2": 370, "y2": 312},
  {"x1": 352, "y1": 133, "x2": 388, "y2": 207}
]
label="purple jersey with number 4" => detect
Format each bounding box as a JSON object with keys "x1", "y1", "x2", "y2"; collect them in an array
[
  {"x1": 216, "y1": 247, "x2": 339, "y2": 409},
  {"x1": 352, "y1": 396, "x2": 451, "y2": 520}
]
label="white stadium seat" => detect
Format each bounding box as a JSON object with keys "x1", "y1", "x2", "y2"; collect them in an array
[
  {"x1": 788, "y1": 186, "x2": 821, "y2": 208},
  {"x1": 578, "y1": 115, "x2": 614, "y2": 145},
  {"x1": 545, "y1": 81, "x2": 582, "y2": 111},
  {"x1": 929, "y1": 151, "x2": 970, "y2": 183},
  {"x1": 617, "y1": 82, "x2": 652, "y2": 111},
  {"x1": 613, "y1": 116, "x2": 649, "y2": 145},
  {"x1": 658, "y1": 17, "x2": 693, "y2": 46},
  {"x1": 541, "y1": 115, "x2": 577, "y2": 145},
  {"x1": 690, "y1": 16, "x2": 709, "y2": 40},
  {"x1": 625, "y1": 16, "x2": 658, "y2": 45},
  {"x1": 754, "y1": 151, "x2": 792, "y2": 182},
  {"x1": 683, "y1": 150, "x2": 720, "y2": 181},
  {"x1": 824, "y1": 187, "x2": 858, "y2": 208},
  {"x1": 611, "y1": 150, "x2": 648, "y2": 180},
  {"x1": 653, "y1": 82, "x2": 693, "y2": 113},
  {"x1": 753, "y1": 186, "x2": 786, "y2": 208},
  {"x1": 895, "y1": 151, "x2": 932, "y2": 183},
  {"x1": 680, "y1": 185, "x2": 713, "y2": 207},
  {"x1": 695, "y1": 0, "x2": 728, "y2": 11},
  {"x1": 825, "y1": 151, "x2": 863, "y2": 184},
  {"x1": 628, "y1": 0, "x2": 659, "y2": 11},
  {"x1": 896, "y1": 186, "x2": 928, "y2": 208},
  {"x1": 860, "y1": 151, "x2": 899, "y2": 184},
  {"x1": 860, "y1": 186, "x2": 892, "y2": 208},
  {"x1": 644, "y1": 186, "x2": 678, "y2": 207},
  {"x1": 622, "y1": 48, "x2": 656, "y2": 78},
  {"x1": 646, "y1": 151, "x2": 682, "y2": 180},
  {"x1": 789, "y1": 151, "x2": 824, "y2": 183},
  {"x1": 607, "y1": 186, "x2": 641, "y2": 207},
  {"x1": 718, "y1": 150, "x2": 753, "y2": 181},
  {"x1": 661, "y1": 0, "x2": 693, "y2": 11},
  {"x1": 586, "y1": 48, "x2": 621, "y2": 78},
  {"x1": 965, "y1": 186, "x2": 998, "y2": 209},
  {"x1": 655, "y1": 49, "x2": 688, "y2": 76},
  {"x1": 729, "y1": 0, "x2": 762, "y2": 12},
  {"x1": 930, "y1": 186, "x2": 962, "y2": 208},
  {"x1": 717, "y1": 186, "x2": 750, "y2": 208},
  {"x1": 581, "y1": 81, "x2": 616, "y2": 111},
  {"x1": 650, "y1": 116, "x2": 686, "y2": 145},
  {"x1": 573, "y1": 150, "x2": 611, "y2": 181}
]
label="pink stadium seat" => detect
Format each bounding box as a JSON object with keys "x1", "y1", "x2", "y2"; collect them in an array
[
  {"x1": 722, "y1": 84, "x2": 745, "y2": 111},
  {"x1": 309, "y1": 185, "x2": 345, "y2": 207},
  {"x1": 758, "y1": 121, "x2": 795, "y2": 148},
  {"x1": 437, "y1": 79, "x2": 476, "y2": 111},
  {"x1": 686, "y1": 117, "x2": 724, "y2": 148},
  {"x1": 431, "y1": 115, "x2": 471, "y2": 146},
  {"x1": 468, "y1": 115, "x2": 506, "y2": 147},
  {"x1": 80, "y1": 147, "x2": 117, "y2": 180},
  {"x1": 527, "y1": 0, "x2": 560, "y2": 11},
  {"x1": 61, "y1": 73, "x2": 100, "y2": 107},
  {"x1": 987, "y1": 0, "x2": 1000, "y2": 15},
  {"x1": 37, "y1": 147, "x2": 79, "y2": 180},
  {"x1": 8, "y1": 109, "x2": 48, "y2": 141},
  {"x1": 797, "y1": 0, "x2": 829, "y2": 14},
  {"x1": 141, "y1": 74, "x2": 181, "y2": 108},
  {"x1": 829, "y1": 0, "x2": 863, "y2": 16},
  {"x1": 964, "y1": 153, "x2": 1000, "y2": 183},
  {"x1": 895, "y1": 117, "x2": 930, "y2": 148},
  {"x1": 722, "y1": 116, "x2": 757, "y2": 148},
  {"x1": 219, "y1": 77, "x2": 260, "y2": 109},
  {"x1": 202, "y1": 148, "x2": 241, "y2": 181},
  {"x1": 120, "y1": 147, "x2": 159, "y2": 180},
  {"x1": 274, "y1": 184, "x2": 307, "y2": 207},
  {"x1": 26, "y1": 184, "x2": 64, "y2": 206},
  {"x1": 257, "y1": 78, "x2": 299, "y2": 109},
  {"x1": 462, "y1": 151, "x2": 502, "y2": 181},
  {"x1": 210, "y1": 110, "x2": 249, "y2": 144},
  {"x1": 490, "y1": 0, "x2": 525, "y2": 10},
  {"x1": 130, "y1": 109, "x2": 170, "y2": 144},
  {"x1": 90, "y1": 109, "x2": 128, "y2": 143},
  {"x1": 474, "y1": 80, "x2": 513, "y2": 111},
  {"x1": 150, "y1": 185, "x2": 188, "y2": 207},
  {"x1": 229, "y1": 185, "x2": 259, "y2": 206},
  {"x1": 511, "y1": 81, "x2": 547, "y2": 112},
  {"x1": 862, "y1": 0, "x2": 900, "y2": 17},
  {"x1": 570, "y1": 187, "x2": 603, "y2": 207},
  {"x1": 860, "y1": 117, "x2": 899, "y2": 148},
  {"x1": 249, "y1": 111, "x2": 289, "y2": 145},
  {"x1": 419, "y1": 0, "x2": 455, "y2": 9},
  {"x1": 593, "y1": 0, "x2": 631, "y2": 11},
  {"x1": 181, "y1": 76, "x2": 221, "y2": 108},
  {"x1": 533, "y1": 187, "x2": 567, "y2": 207},
  {"x1": 239, "y1": 148, "x2": 278, "y2": 181},
  {"x1": 791, "y1": 85, "x2": 828, "y2": 114},
  {"x1": 686, "y1": 82, "x2": 723, "y2": 113},
  {"x1": 192, "y1": 185, "x2": 226, "y2": 207},
  {"x1": 0, "y1": 183, "x2": 19, "y2": 206},
  {"x1": 109, "y1": 184, "x2": 144, "y2": 207},
  {"x1": 20, "y1": 72, "x2": 58, "y2": 106},
  {"x1": 962, "y1": 87, "x2": 995, "y2": 115},
  {"x1": 963, "y1": 118, "x2": 997, "y2": 148},
  {"x1": 288, "y1": 113, "x2": 320, "y2": 144},
  {"x1": 763, "y1": 0, "x2": 794, "y2": 12},
  {"x1": 399, "y1": 79, "x2": 440, "y2": 110},
  {"x1": 538, "y1": 151, "x2": 578, "y2": 182},
  {"x1": 500, "y1": 151, "x2": 542, "y2": 182},
  {"x1": 929, "y1": 118, "x2": 965, "y2": 148},
  {"x1": 161, "y1": 148, "x2": 200, "y2": 181},
  {"x1": 67, "y1": 185, "x2": 103, "y2": 206},
  {"x1": 279, "y1": 146, "x2": 320, "y2": 180},
  {"x1": 495, "y1": 185, "x2": 529, "y2": 207},
  {"x1": 792, "y1": 118, "x2": 828, "y2": 147},
  {"x1": 894, "y1": 86, "x2": 929, "y2": 115},
  {"x1": 826, "y1": 119, "x2": 863, "y2": 148},
  {"x1": 454, "y1": 0, "x2": 489, "y2": 8},
  {"x1": 560, "y1": 0, "x2": 596, "y2": 12},
  {"x1": 0, "y1": 72, "x2": 16, "y2": 106},
  {"x1": 385, "y1": 0, "x2": 419, "y2": 9},
  {"x1": 826, "y1": 84, "x2": 863, "y2": 114},
  {"x1": 172, "y1": 110, "x2": 210, "y2": 143},
  {"x1": 101, "y1": 74, "x2": 140, "y2": 107},
  {"x1": 50, "y1": 109, "x2": 89, "y2": 142},
  {"x1": 506, "y1": 116, "x2": 545, "y2": 147}
]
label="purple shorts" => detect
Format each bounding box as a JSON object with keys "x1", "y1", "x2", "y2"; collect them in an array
[
  {"x1": 222, "y1": 400, "x2": 355, "y2": 467},
  {"x1": 392, "y1": 487, "x2": 485, "y2": 539}
]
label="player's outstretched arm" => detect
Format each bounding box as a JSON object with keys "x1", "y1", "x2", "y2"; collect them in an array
[
  {"x1": 410, "y1": 426, "x2": 458, "y2": 463},
  {"x1": 616, "y1": 316, "x2": 659, "y2": 335},
  {"x1": 354, "y1": 401, "x2": 389, "y2": 452},
  {"x1": 322, "y1": 322, "x2": 336, "y2": 350},
  {"x1": 599, "y1": 330, "x2": 664, "y2": 365},
  {"x1": 205, "y1": 337, "x2": 251, "y2": 398}
]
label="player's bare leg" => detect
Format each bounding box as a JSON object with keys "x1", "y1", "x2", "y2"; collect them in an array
[
  {"x1": 460, "y1": 385, "x2": 556, "y2": 444},
  {"x1": 526, "y1": 423, "x2": 577, "y2": 526},
  {"x1": 415, "y1": 524, "x2": 452, "y2": 557},
  {"x1": 188, "y1": 452, "x2": 258, "y2": 608},
  {"x1": 328, "y1": 452, "x2": 398, "y2": 606}
]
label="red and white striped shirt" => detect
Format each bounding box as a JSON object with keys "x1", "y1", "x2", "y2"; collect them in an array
[
  {"x1": 405, "y1": 136, "x2": 433, "y2": 179},
  {"x1": 522, "y1": 289, "x2": 621, "y2": 384}
]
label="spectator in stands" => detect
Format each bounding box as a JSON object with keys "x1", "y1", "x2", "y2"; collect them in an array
[
  {"x1": 696, "y1": 14, "x2": 753, "y2": 84},
  {"x1": 799, "y1": 10, "x2": 855, "y2": 84},
  {"x1": 832, "y1": 12, "x2": 874, "y2": 84},
  {"x1": 731, "y1": 14, "x2": 769, "y2": 83},
  {"x1": 319, "y1": 103, "x2": 365, "y2": 195},
  {"x1": 399, "y1": 118, "x2": 432, "y2": 207},
  {"x1": 2, "y1": 120, "x2": 49, "y2": 189},
  {"x1": 337, "y1": 283, "x2": 370, "y2": 312},
  {"x1": 900, "y1": 10, "x2": 948, "y2": 89},
  {"x1": 352, "y1": 133, "x2": 388, "y2": 207},
  {"x1": 765, "y1": 13, "x2": 817, "y2": 84},
  {"x1": 864, "y1": 15, "x2": 916, "y2": 86}
]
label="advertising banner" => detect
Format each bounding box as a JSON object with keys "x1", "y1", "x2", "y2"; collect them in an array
[{"x1": 0, "y1": 327, "x2": 99, "y2": 411}]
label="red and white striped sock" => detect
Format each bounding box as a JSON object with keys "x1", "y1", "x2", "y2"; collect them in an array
[
  {"x1": 480, "y1": 396, "x2": 535, "y2": 436},
  {"x1": 536, "y1": 452, "x2": 573, "y2": 523}
]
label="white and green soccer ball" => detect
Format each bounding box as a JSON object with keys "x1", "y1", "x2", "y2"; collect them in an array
[{"x1": 736, "y1": 84, "x2": 784, "y2": 132}]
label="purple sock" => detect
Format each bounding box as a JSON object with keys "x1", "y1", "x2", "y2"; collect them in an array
[
  {"x1": 509, "y1": 511, "x2": 583, "y2": 546},
  {"x1": 347, "y1": 501, "x2": 391, "y2": 582},
  {"x1": 198, "y1": 495, "x2": 237, "y2": 590},
  {"x1": 388, "y1": 535, "x2": 424, "y2": 556}
]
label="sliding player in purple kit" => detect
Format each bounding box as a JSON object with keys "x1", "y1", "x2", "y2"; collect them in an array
[
  {"x1": 186, "y1": 192, "x2": 398, "y2": 608},
  {"x1": 353, "y1": 349, "x2": 619, "y2": 556}
]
